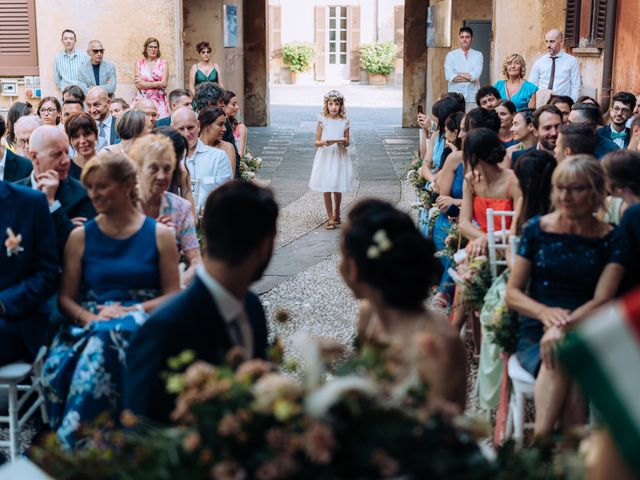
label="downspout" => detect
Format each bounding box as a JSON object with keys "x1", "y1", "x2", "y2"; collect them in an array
[{"x1": 600, "y1": 0, "x2": 617, "y2": 112}]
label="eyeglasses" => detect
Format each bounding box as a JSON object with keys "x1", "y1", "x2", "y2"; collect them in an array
[
  {"x1": 147, "y1": 45, "x2": 159, "y2": 49},
  {"x1": 16, "y1": 138, "x2": 30, "y2": 147},
  {"x1": 91, "y1": 49, "x2": 105, "y2": 54},
  {"x1": 200, "y1": 49, "x2": 211, "y2": 54},
  {"x1": 554, "y1": 183, "x2": 591, "y2": 193},
  {"x1": 611, "y1": 106, "x2": 631, "y2": 114},
  {"x1": 40, "y1": 108, "x2": 59, "y2": 114}
]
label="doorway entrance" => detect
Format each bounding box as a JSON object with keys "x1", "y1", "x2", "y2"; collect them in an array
[
  {"x1": 464, "y1": 19, "x2": 491, "y2": 88},
  {"x1": 326, "y1": 6, "x2": 349, "y2": 83}
]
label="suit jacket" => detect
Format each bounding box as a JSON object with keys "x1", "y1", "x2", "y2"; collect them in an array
[
  {"x1": 108, "y1": 115, "x2": 120, "y2": 145},
  {"x1": 597, "y1": 125, "x2": 631, "y2": 149},
  {"x1": 155, "y1": 116, "x2": 171, "y2": 127},
  {"x1": 124, "y1": 277, "x2": 269, "y2": 423},
  {"x1": 3, "y1": 149, "x2": 32, "y2": 182},
  {"x1": 77, "y1": 59, "x2": 117, "y2": 96},
  {"x1": 15, "y1": 176, "x2": 97, "y2": 254},
  {"x1": 0, "y1": 181, "x2": 59, "y2": 357}
]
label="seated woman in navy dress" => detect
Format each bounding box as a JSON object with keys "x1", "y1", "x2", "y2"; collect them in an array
[
  {"x1": 506, "y1": 155, "x2": 626, "y2": 441},
  {"x1": 43, "y1": 151, "x2": 180, "y2": 448}
]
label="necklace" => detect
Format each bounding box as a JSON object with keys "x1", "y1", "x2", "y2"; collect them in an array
[{"x1": 506, "y1": 78, "x2": 523, "y2": 98}]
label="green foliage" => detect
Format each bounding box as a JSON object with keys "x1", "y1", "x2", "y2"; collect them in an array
[
  {"x1": 282, "y1": 43, "x2": 315, "y2": 73},
  {"x1": 359, "y1": 42, "x2": 397, "y2": 75},
  {"x1": 486, "y1": 304, "x2": 520, "y2": 355}
]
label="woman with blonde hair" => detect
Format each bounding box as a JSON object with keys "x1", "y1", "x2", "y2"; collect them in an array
[
  {"x1": 493, "y1": 53, "x2": 538, "y2": 111},
  {"x1": 44, "y1": 151, "x2": 180, "y2": 447},
  {"x1": 506, "y1": 154, "x2": 626, "y2": 440},
  {"x1": 129, "y1": 134, "x2": 201, "y2": 284}
]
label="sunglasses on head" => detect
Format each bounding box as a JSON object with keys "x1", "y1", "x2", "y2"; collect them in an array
[{"x1": 91, "y1": 49, "x2": 104, "y2": 54}]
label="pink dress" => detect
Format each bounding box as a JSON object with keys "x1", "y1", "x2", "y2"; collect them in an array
[{"x1": 133, "y1": 58, "x2": 170, "y2": 118}]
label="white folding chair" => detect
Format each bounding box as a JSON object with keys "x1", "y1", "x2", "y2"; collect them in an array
[
  {"x1": 504, "y1": 355, "x2": 535, "y2": 448},
  {"x1": 486, "y1": 208, "x2": 516, "y2": 280},
  {"x1": 0, "y1": 347, "x2": 49, "y2": 462}
]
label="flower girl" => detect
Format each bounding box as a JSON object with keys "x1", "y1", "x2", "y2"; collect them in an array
[{"x1": 309, "y1": 90, "x2": 358, "y2": 229}]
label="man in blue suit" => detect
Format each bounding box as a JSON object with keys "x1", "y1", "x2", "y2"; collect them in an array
[
  {"x1": 125, "y1": 181, "x2": 276, "y2": 423},
  {"x1": 597, "y1": 91, "x2": 635, "y2": 150},
  {"x1": 0, "y1": 181, "x2": 59, "y2": 365},
  {"x1": 0, "y1": 116, "x2": 32, "y2": 182}
]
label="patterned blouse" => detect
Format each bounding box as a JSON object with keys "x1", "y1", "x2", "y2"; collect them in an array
[{"x1": 160, "y1": 191, "x2": 199, "y2": 253}]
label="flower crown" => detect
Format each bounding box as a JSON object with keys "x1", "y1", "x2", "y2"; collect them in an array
[
  {"x1": 366, "y1": 229, "x2": 393, "y2": 259},
  {"x1": 324, "y1": 90, "x2": 344, "y2": 102}
]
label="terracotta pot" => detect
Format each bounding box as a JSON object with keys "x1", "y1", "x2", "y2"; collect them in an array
[
  {"x1": 289, "y1": 71, "x2": 298, "y2": 84},
  {"x1": 368, "y1": 73, "x2": 387, "y2": 85}
]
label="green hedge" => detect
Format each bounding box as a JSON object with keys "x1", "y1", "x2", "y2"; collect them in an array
[
  {"x1": 359, "y1": 41, "x2": 396, "y2": 76},
  {"x1": 282, "y1": 42, "x2": 315, "y2": 73}
]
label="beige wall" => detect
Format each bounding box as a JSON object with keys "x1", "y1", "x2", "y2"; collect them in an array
[
  {"x1": 34, "y1": 0, "x2": 182, "y2": 103},
  {"x1": 183, "y1": 0, "x2": 224, "y2": 88}
]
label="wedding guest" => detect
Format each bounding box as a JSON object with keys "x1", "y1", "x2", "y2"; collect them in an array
[
  {"x1": 3, "y1": 101, "x2": 32, "y2": 152},
  {"x1": 133, "y1": 37, "x2": 170, "y2": 118},
  {"x1": 222, "y1": 90, "x2": 246, "y2": 157},
  {"x1": 548, "y1": 95, "x2": 573, "y2": 124},
  {"x1": 61, "y1": 84, "x2": 85, "y2": 103},
  {"x1": 568, "y1": 103, "x2": 619, "y2": 159},
  {"x1": 64, "y1": 112, "x2": 98, "y2": 179},
  {"x1": 129, "y1": 134, "x2": 201, "y2": 284},
  {"x1": 198, "y1": 107, "x2": 236, "y2": 175},
  {"x1": 444, "y1": 27, "x2": 483, "y2": 111},
  {"x1": 133, "y1": 98, "x2": 159, "y2": 132},
  {"x1": 188, "y1": 41, "x2": 223, "y2": 96},
  {"x1": 171, "y1": 107, "x2": 232, "y2": 210},
  {"x1": 553, "y1": 123, "x2": 597, "y2": 163},
  {"x1": 344, "y1": 199, "x2": 466, "y2": 411},
  {"x1": 475, "y1": 85, "x2": 501, "y2": 111},
  {"x1": 60, "y1": 99, "x2": 84, "y2": 127},
  {"x1": 193, "y1": 81, "x2": 225, "y2": 113},
  {"x1": 496, "y1": 100, "x2": 518, "y2": 148},
  {"x1": 512, "y1": 104, "x2": 563, "y2": 164},
  {"x1": 104, "y1": 109, "x2": 147, "y2": 155},
  {"x1": 156, "y1": 88, "x2": 193, "y2": 127},
  {"x1": 13, "y1": 115, "x2": 43, "y2": 157},
  {"x1": 576, "y1": 95, "x2": 600, "y2": 108},
  {"x1": 77, "y1": 40, "x2": 117, "y2": 96},
  {"x1": 512, "y1": 150, "x2": 556, "y2": 233},
  {"x1": 603, "y1": 150, "x2": 640, "y2": 292},
  {"x1": 54, "y1": 29, "x2": 89, "y2": 91},
  {"x1": 506, "y1": 155, "x2": 625, "y2": 440},
  {"x1": 18, "y1": 126, "x2": 96, "y2": 253},
  {"x1": 0, "y1": 180, "x2": 59, "y2": 366},
  {"x1": 37, "y1": 97, "x2": 62, "y2": 126},
  {"x1": 505, "y1": 108, "x2": 536, "y2": 167},
  {"x1": 86, "y1": 86, "x2": 119, "y2": 148},
  {"x1": 597, "y1": 92, "x2": 635, "y2": 149},
  {"x1": 124, "y1": 181, "x2": 274, "y2": 423},
  {"x1": 0, "y1": 115, "x2": 32, "y2": 182},
  {"x1": 43, "y1": 151, "x2": 180, "y2": 447},
  {"x1": 493, "y1": 53, "x2": 538, "y2": 111},
  {"x1": 109, "y1": 97, "x2": 129, "y2": 120},
  {"x1": 529, "y1": 29, "x2": 581, "y2": 101}
]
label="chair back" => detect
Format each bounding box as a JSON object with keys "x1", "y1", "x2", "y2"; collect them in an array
[
  {"x1": 486, "y1": 208, "x2": 515, "y2": 279},
  {"x1": 509, "y1": 235, "x2": 520, "y2": 266}
]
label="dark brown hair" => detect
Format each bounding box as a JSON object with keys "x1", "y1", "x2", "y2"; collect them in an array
[
  {"x1": 142, "y1": 37, "x2": 161, "y2": 58},
  {"x1": 65, "y1": 112, "x2": 98, "y2": 139}
]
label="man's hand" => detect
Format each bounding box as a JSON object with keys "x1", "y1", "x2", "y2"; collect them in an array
[
  {"x1": 453, "y1": 73, "x2": 471, "y2": 83},
  {"x1": 35, "y1": 170, "x2": 60, "y2": 205}
]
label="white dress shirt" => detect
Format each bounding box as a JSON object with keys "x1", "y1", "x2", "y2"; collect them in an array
[
  {"x1": 196, "y1": 265, "x2": 254, "y2": 357},
  {"x1": 444, "y1": 48, "x2": 484, "y2": 102},
  {"x1": 0, "y1": 148, "x2": 6, "y2": 181},
  {"x1": 528, "y1": 50, "x2": 581, "y2": 101},
  {"x1": 185, "y1": 140, "x2": 233, "y2": 210}
]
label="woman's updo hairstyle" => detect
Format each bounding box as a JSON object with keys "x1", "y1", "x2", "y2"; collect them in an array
[
  {"x1": 463, "y1": 127, "x2": 506, "y2": 169},
  {"x1": 344, "y1": 199, "x2": 437, "y2": 311},
  {"x1": 198, "y1": 107, "x2": 226, "y2": 131},
  {"x1": 81, "y1": 151, "x2": 139, "y2": 204},
  {"x1": 463, "y1": 107, "x2": 501, "y2": 133}
]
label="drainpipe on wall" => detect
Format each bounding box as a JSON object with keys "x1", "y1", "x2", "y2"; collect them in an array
[
  {"x1": 374, "y1": 0, "x2": 379, "y2": 41},
  {"x1": 600, "y1": 0, "x2": 617, "y2": 112}
]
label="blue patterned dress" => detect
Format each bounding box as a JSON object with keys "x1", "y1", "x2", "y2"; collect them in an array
[
  {"x1": 515, "y1": 216, "x2": 626, "y2": 376},
  {"x1": 43, "y1": 217, "x2": 160, "y2": 448}
]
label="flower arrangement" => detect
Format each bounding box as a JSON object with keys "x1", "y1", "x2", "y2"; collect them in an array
[
  {"x1": 451, "y1": 255, "x2": 493, "y2": 313},
  {"x1": 240, "y1": 150, "x2": 263, "y2": 182},
  {"x1": 485, "y1": 302, "x2": 520, "y2": 355},
  {"x1": 281, "y1": 43, "x2": 315, "y2": 74},
  {"x1": 435, "y1": 220, "x2": 465, "y2": 262}
]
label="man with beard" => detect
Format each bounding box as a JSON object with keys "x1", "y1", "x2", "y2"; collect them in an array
[
  {"x1": 124, "y1": 181, "x2": 276, "y2": 423},
  {"x1": 512, "y1": 104, "x2": 562, "y2": 164},
  {"x1": 569, "y1": 102, "x2": 619, "y2": 159},
  {"x1": 598, "y1": 92, "x2": 635, "y2": 149}
]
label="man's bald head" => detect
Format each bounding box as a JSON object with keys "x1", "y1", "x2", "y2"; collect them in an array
[
  {"x1": 14, "y1": 116, "x2": 43, "y2": 156},
  {"x1": 545, "y1": 29, "x2": 563, "y2": 56},
  {"x1": 171, "y1": 107, "x2": 199, "y2": 152},
  {"x1": 29, "y1": 126, "x2": 71, "y2": 180},
  {"x1": 86, "y1": 86, "x2": 108, "y2": 103},
  {"x1": 134, "y1": 99, "x2": 159, "y2": 131},
  {"x1": 86, "y1": 86, "x2": 110, "y2": 123}
]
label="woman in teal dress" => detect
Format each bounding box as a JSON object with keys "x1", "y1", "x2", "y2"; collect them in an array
[
  {"x1": 493, "y1": 53, "x2": 538, "y2": 112},
  {"x1": 189, "y1": 41, "x2": 224, "y2": 95}
]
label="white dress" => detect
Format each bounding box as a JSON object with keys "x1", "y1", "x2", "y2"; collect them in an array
[{"x1": 309, "y1": 114, "x2": 358, "y2": 193}]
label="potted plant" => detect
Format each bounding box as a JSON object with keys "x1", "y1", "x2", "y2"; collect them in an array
[
  {"x1": 281, "y1": 42, "x2": 315, "y2": 84},
  {"x1": 359, "y1": 41, "x2": 396, "y2": 85}
]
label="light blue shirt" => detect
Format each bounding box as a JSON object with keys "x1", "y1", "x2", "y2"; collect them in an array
[
  {"x1": 54, "y1": 49, "x2": 89, "y2": 90},
  {"x1": 185, "y1": 140, "x2": 233, "y2": 210}
]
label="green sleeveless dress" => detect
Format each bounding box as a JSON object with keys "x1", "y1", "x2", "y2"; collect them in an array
[{"x1": 195, "y1": 66, "x2": 219, "y2": 87}]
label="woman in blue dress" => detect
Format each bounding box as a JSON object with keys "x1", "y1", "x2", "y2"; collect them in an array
[
  {"x1": 494, "y1": 54, "x2": 538, "y2": 112},
  {"x1": 44, "y1": 151, "x2": 180, "y2": 448},
  {"x1": 506, "y1": 155, "x2": 626, "y2": 440}
]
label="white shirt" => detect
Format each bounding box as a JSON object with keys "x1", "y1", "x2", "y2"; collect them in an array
[
  {"x1": 444, "y1": 48, "x2": 483, "y2": 102},
  {"x1": 185, "y1": 140, "x2": 233, "y2": 210},
  {"x1": 0, "y1": 148, "x2": 6, "y2": 181},
  {"x1": 529, "y1": 50, "x2": 581, "y2": 101},
  {"x1": 196, "y1": 265, "x2": 254, "y2": 356}
]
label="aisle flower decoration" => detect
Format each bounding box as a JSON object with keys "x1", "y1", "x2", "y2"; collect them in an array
[
  {"x1": 450, "y1": 255, "x2": 493, "y2": 313},
  {"x1": 239, "y1": 150, "x2": 263, "y2": 182},
  {"x1": 485, "y1": 300, "x2": 520, "y2": 354}
]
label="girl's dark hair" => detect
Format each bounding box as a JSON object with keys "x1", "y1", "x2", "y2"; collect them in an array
[
  {"x1": 444, "y1": 111, "x2": 465, "y2": 151},
  {"x1": 198, "y1": 106, "x2": 226, "y2": 131},
  {"x1": 37, "y1": 96, "x2": 62, "y2": 125},
  {"x1": 463, "y1": 107, "x2": 501, "y2": 133},
  {"x1": 432, "y1": 96, "x2": 463, "y2": 136},
  {"x1": 154, "y1": 126, "x2": 190, "y2": 196},
  {"x1": 463, "y1": 127, "x2": 506, "y2": 169},
  {"x1": 602, "y1": 150, "x2": 640, "y2": 196},
  {"x1": 6, "y1": 101, "x2": 32, "y2": 148},
  {"x1": 344, "y1": 199, "x2": 437, "y2": 311},
  {"x1": 62, "y1": 85, "x2": 85, "y2": 103},
  {"x1": 497, "y1": 100, "x2": 516, "y2": 115},
  {"x1": 515, "y1": 108, "x2": 535, "y2": 125},
  {"x1": 514, "y1": 150, "x2": 556, "y2": 232},
  {"x1": 222, "y1": 90, "x2": 239, "y2": 131}
]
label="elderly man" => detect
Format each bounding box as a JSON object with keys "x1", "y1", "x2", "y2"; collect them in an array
[
  {"x1": 0, "y1": 115, "x2": 32, "y2": 182},
  {"x1": 134, "y1": 98, "x2": 159, "y2": 132},
  {"x1": 16, "y1": 126, "x2": 95, "y2": 253},
  {"x1": 77, "y1": 40, "x2": 117, "y2": 96},
  {"x1": 568, "y1": 102, "x2": 619, "y2": 159},
  {"x1": 13, "y1": 115, "x2": 43, "y2": 157},
  {"x1": 444, "y1": 27, "x2": 483, "y2": 111},
  {"x1": 598, "y1": 92, "x2": 636, "y2": 149},
  {"x1": 86, "y1": 86, "x2": 119, "y2": 148},
  {"x1": 171, "y1": 107, "x2": 232, "y2": 210},
  {"x1": 529, "y1": 29, "x2": 581, "y2": 102},
  {"x1": 54, "y1": 29, "x2": 89, "y2": 91},
  {"x1": 156, "y1": 88, "x2": 193, "y2": 126}
]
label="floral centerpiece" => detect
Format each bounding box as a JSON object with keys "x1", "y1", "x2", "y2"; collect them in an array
[{"x1": 239, "y1": 150, "x2": 263, "y2": 182}]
